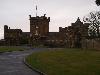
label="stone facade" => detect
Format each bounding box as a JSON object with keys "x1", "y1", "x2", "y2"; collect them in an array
[
  {"x1": 29, "y1": 14, "x2": 50, "y2": 45},
  {"x1": 59, "y1": 17, "x2": 89, "y2": 48},
  {"x1": 4, "y1": 25, "x2": 30, "y2": 45},
  {"x1": 3, "y1": 15, "x2": 89, "y2": 47},
  {"x1": 4, "y1": 25, "x2": 22, "y2": 45},
  {"x1": 29, "y1": 14, "x2": 50, "y2": 36}
]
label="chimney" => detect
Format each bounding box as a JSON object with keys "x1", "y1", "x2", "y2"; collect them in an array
[{"x1": 44, "y1": 14, "x2": 46, "y2": 17}]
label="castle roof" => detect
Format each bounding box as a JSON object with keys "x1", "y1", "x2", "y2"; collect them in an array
[{"x1": 75, "y1": 17, "x2": 83, "y2": 24}]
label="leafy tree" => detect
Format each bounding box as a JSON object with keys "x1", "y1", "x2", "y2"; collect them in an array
[
  {"x1": 83, "y1": 11, "x2": 100, "y2": 37},
  {"x1": 95, "y1": 0, "x2": 100, "y2": 6}
]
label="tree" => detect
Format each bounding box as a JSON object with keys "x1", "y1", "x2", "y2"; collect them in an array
[
  {"x1": 95, "y1": 0, "x2": 100, "y2": 6},
  {"x1": 83, "y1": 11, "x2": 100, "y2": 37}
]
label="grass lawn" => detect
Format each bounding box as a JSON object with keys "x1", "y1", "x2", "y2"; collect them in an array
[
  {"x1": 0, "y1": 46, "x2": 30, "y2": 52},
  {"x1": 26, "y1": 48, "x2": 100, "y2": 75}
]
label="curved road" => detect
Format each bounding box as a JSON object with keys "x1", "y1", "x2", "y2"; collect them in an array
[{"x1": 0, "y1": 49, "x2": 43, "y2": 75}]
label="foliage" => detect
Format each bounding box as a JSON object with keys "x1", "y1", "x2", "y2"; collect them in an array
[
  {"x1": 26, "y1": 49, "x2": 100, "y2": 75},
  {"x1": 83, "y1": 11, "x2": 100, "y2": 37},
  {"x1": 95, "y1": 0, "x2": 100, "y2": 6}
]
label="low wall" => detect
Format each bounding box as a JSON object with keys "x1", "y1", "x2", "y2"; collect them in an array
[{"x1": 82, "y1": 38, "x2": 100, "y2": 50}]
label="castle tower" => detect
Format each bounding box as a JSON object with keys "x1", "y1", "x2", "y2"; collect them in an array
[{"x1": 29, "y1": 14, "x2": 50, "y2": 37}]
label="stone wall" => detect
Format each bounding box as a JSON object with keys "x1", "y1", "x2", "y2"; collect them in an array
[{"x1": 82, "y1": 38, "x2": 100, "y2": 50}]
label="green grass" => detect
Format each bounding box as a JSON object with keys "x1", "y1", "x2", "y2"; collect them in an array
[
  {"x1": 26, "y1": 48, "x2": 100, "y2": 75},
  {"x1": 0, "y1": 46, "x2": 30, "y2": 52}
]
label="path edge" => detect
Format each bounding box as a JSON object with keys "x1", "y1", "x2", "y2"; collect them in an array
[{"x1": 23, "y1": 56, "x2": 46, "y2": 75}]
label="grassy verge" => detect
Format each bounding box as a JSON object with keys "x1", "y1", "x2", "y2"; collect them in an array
[
  {"x1": 26, "y1": 48, "x2": 100, "y2": 75},
  {"x1": 0, "y1": 46, "x2": 30, "y2": 52}
]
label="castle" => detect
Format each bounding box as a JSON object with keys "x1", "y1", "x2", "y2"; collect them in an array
[{"x1": 3, "y1": 14, "x2": 89, "y2": 48}]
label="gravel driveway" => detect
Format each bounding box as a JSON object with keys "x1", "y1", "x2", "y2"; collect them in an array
[{"x1": 0, "y1": 48, "x2": 42, "y2": 75}]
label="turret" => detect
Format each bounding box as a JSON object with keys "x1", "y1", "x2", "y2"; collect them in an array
[
  {"x1": 4, "y1": 25, "x2": 8, "y2": 39},
  {"x1": 4, "y1": 25, "x2": 8, "y2": 32},
  {"x1": 75, "y1": 17, "x2": 83, "y2": 24}
]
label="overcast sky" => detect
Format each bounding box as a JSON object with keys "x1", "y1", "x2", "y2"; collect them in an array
[{"x1": 0, "y1": 0, "x2": 99, "y2": 39}]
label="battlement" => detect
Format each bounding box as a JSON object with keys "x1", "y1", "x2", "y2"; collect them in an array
[
  {"x1": 59, "y1": 27, "x2": 68, "y2": 32},
  {"x1": 4, "y1": 25, "x2": 22, "y2": 32},
  {"x1": 29, "y1": 14, "x2": 50, "y2": 22}
]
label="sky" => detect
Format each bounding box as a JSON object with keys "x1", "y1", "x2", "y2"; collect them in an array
[{"x1": 0, "y1": 0, "x2": 99, "y2": 39}]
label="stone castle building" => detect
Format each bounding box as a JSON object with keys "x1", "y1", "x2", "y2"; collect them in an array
[
  {"x1": 29, "y1": 14, "x2": 50, "y2": 45},
  {"x1": 59, "y1": 17, "x2": 89, "y2": 48},
  {"x1": 4, "y1": 25, "x2": 30, "y2": 45},
  {"x1": 4, "y1": 25, "x2": 22, "y2": 45},
  {"x1": 3, "y1": 14, "x2": 89, "y2": 47}
]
